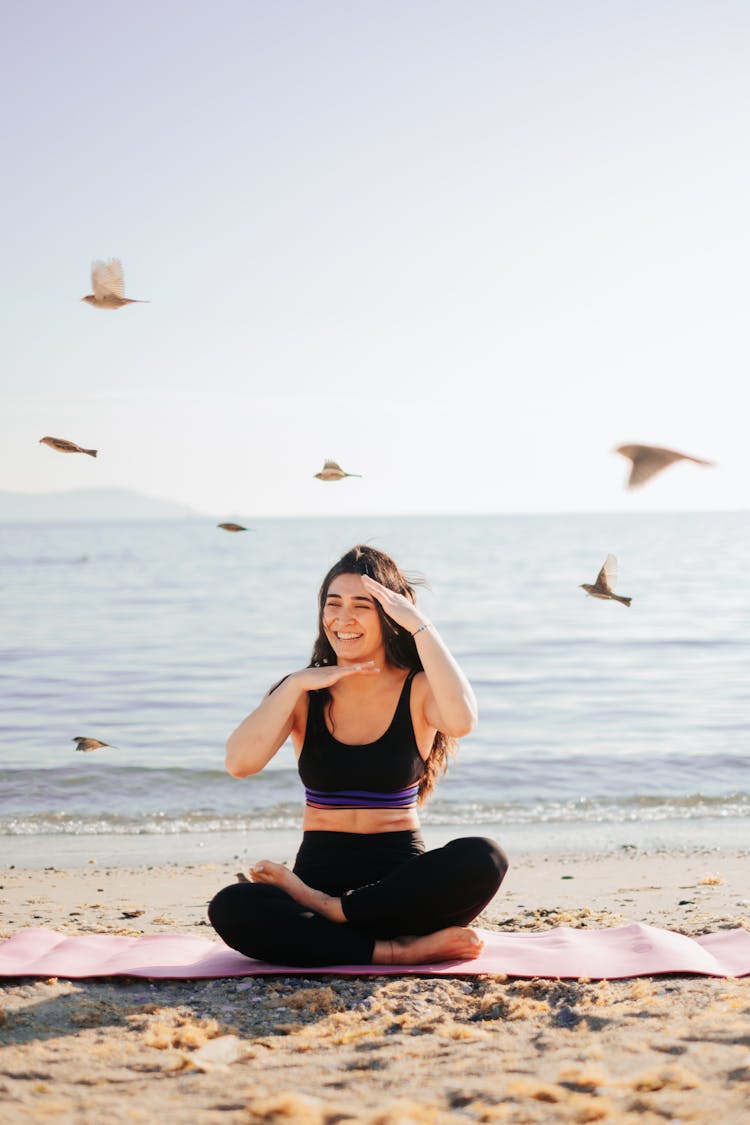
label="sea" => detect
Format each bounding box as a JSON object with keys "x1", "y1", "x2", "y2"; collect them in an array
[{"x1": 1, "y1": 512, "x2": 748, "y2": 866}]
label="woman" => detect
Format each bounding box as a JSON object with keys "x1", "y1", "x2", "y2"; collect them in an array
[{"x1": 208, "y1": 545, "x2": 507, "y2": 967}]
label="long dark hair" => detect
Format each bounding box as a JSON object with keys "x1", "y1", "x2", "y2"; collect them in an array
[{"x1": 310, "y1": 544, "x2": 456, "y2": 803}]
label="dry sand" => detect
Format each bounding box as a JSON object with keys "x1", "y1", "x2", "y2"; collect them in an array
[{"x1": 1, "y1": 847, "x2": 749, "y2": 1124}]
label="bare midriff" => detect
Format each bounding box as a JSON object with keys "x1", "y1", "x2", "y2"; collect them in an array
[{"x1": 302, "y1": 806, "x2": 421, "y2": 834}]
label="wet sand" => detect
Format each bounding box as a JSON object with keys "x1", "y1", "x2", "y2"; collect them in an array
[{"x1": 1, "y1": 848, "x2": 748, "y2": 1123}]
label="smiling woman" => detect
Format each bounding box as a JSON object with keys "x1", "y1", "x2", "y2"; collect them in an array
[{"x1": 208, "y1": 544, "x2": 508, "y2": 968}]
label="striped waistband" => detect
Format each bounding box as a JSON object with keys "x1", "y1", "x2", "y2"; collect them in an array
[{"x1": 304, "y1": 784, "x2": 420, "y2": 810}]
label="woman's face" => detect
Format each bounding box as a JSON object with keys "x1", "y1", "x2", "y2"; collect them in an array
[{"x1": 322, "y1": 572, "x2": 385, "y2": 664}]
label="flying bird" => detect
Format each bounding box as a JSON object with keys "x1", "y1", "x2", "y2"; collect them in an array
[
  {"x1": 72, "y1": 737, "x2": 116, "y2": 752},
  {"x1": 580, "y1": 554, "x2": 632, "y2": 607},
  {"x1": 39, "y1": 436, "x2": 97, "y2": 458},
  {"x1": 614, "y1": 443, "x2": 714, "y2": 489},
  {"x1": 217, "y1": 523, "x2": 250, "y2": 532},
  {"x1": 314, "y1": 459, "x2": 362, "y2": 481},
  {"x1": 81, "y1": 258, "x2": 148, "y2": 309}
]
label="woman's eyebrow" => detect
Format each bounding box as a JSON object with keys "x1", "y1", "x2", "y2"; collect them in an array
[{"x1": 325, "y1": 593, "x2": 374, "y2": 603}]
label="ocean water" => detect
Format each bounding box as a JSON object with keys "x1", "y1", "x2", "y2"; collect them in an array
[{"x1": 1, "y1": 512, "x2": 748, "y2": 862}]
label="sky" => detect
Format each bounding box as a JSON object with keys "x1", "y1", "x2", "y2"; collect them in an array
[{"x1": 1, "y1": 0, "x2": 747, "y2": 518}]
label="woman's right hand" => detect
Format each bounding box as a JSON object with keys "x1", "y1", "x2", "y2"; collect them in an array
[{"x1": 291, "y1": 662, "x2": 380, "y2": 692}]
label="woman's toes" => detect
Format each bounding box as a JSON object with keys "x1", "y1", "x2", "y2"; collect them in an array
[{"x1": 463, "y1": 933, "x2": 484, "y2": 958}]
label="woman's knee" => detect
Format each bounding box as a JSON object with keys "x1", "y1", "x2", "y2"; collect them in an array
[
  {"x1": 446, "y1": 836, "x2": 509, "y2": 889},
  {"x1": 208, "y1": 882, "x2": 287, "y2": 960},
  {"x1": 207, "y1": 882, "x2": 246, "y2": 937},
  {"x1": 208, "y1": 882, "x2": 278, "y2": 940}
]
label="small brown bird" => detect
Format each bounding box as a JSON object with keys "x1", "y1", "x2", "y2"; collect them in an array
[
  {"x1": 314, "y1": 459, "x2": 362, "y2": 481},
  {"x1": 615, "y1": 443, "x2": 714, "y2": 489},
  {"x1": 39, "y1": 436, "x2": 97, "y2": 458},
  {"x1": 580, "y1": 554, "x2": 632, "y2": 607},
  {"x1": 217, "y1": 523, "x2": 250, "y2": 532},
  {"x1": 72, "y1": 737, "x2": 115, "y2": 752},
  {"x1": 81, "y1": 258, "x2": 148, "y2": 309}
]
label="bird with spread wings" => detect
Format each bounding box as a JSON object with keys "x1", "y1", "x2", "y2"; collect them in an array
[
  {"x1": 313, "y1": 459, "x2": 362, "y2": 481},
  {"x1": 580, "y1": 554, "x2": 632, "y2": 607},
  {"x1": 81, "y1": 258, "x2": 148, "y2": 309},
  {"x1": 615, "y1": 443, "x2": 714, "y2": 489}
]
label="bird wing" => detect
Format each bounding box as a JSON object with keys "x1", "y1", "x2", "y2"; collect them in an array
[
  {"x1": 629, "y1": 447, "x2": 683, "y2": 488},
  {"x1": 322, "y1": 459, "x2": 344, "y2": 472},
  {"x1": 73, "y1": 738, "x2": 107, "y2": 751},
  {"x1": 616, "y1": 443, "x2": 692, "y2": 488},
  {"x1": 91, "y1": 258, "x2": 125, "y2": 299},
  {"x1": 595, "y1": 554, "x2": 618, "y2": 592}
]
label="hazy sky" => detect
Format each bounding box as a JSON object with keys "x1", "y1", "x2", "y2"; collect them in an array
[{"x1": 1, "y1": 1, "x2": 747, "y2": 517}]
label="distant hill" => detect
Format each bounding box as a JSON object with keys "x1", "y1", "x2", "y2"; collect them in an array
[{"x1": 0, "y1": 488, "x2": 200, "y2": 522}]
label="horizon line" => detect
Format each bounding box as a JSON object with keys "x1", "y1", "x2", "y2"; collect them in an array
[{"x1": 1, "y1": 508, "x2": 748, "y2": 523}]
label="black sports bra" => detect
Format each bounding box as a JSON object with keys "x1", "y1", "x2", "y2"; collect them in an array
[{"x1": 298, "y1": 670, "x2": 425, "y2": 810}]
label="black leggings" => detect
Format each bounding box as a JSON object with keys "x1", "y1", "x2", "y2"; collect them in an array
[{"x1": 207, "y1": 830, "x2": 508, "y2": 967}]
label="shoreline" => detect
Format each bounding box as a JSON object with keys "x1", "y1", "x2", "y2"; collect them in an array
[{"x1": 3, "y1": 816, "x2": 747, "y2": 870}]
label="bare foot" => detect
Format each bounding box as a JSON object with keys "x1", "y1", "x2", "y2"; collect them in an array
[
  {"x1": 249, "y1": 860, "x2": 346, "y2": 922},
  {"x1": 373, "y1": 927, "x2": 484, "y2": 965}
]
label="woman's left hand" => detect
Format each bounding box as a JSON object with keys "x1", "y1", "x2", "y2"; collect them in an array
[{"x1": 360, "y1": 574, "x2": 430, "y2": 636}]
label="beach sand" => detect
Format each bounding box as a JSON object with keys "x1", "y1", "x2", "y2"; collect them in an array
[{"x1": 1, "y1": 847, "x2": 748, "y2": 1123}]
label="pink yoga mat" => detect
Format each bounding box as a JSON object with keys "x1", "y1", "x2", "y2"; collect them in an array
[{"x1": 1, "y1": 924, "x2": 749, "y2": 980}]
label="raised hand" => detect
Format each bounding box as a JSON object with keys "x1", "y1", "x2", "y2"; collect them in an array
[
  {"x1": 360, "y1": 574, "x2": 429, "y2": 636},
  {"x1": 293, "y1": 661, "x2": 380, "y2": 691}
]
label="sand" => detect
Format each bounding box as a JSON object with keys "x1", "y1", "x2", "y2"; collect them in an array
[{"x1": 1, "y1": 847, "x2": 749, "y2": 1124}]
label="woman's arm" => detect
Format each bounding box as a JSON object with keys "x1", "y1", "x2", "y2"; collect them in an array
[
  {"x1": 411, "y1": 626, "x2": 477, "y2": 738},
  {"x1": 360, "y1": 575, "x2": 477, "y2": 739},
  {"x1": 225, "y1": 662, "x2": 380, "y2": 777},
  {"x1": 225, "y1": 674, "x2": 304, "y2": 777}
]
